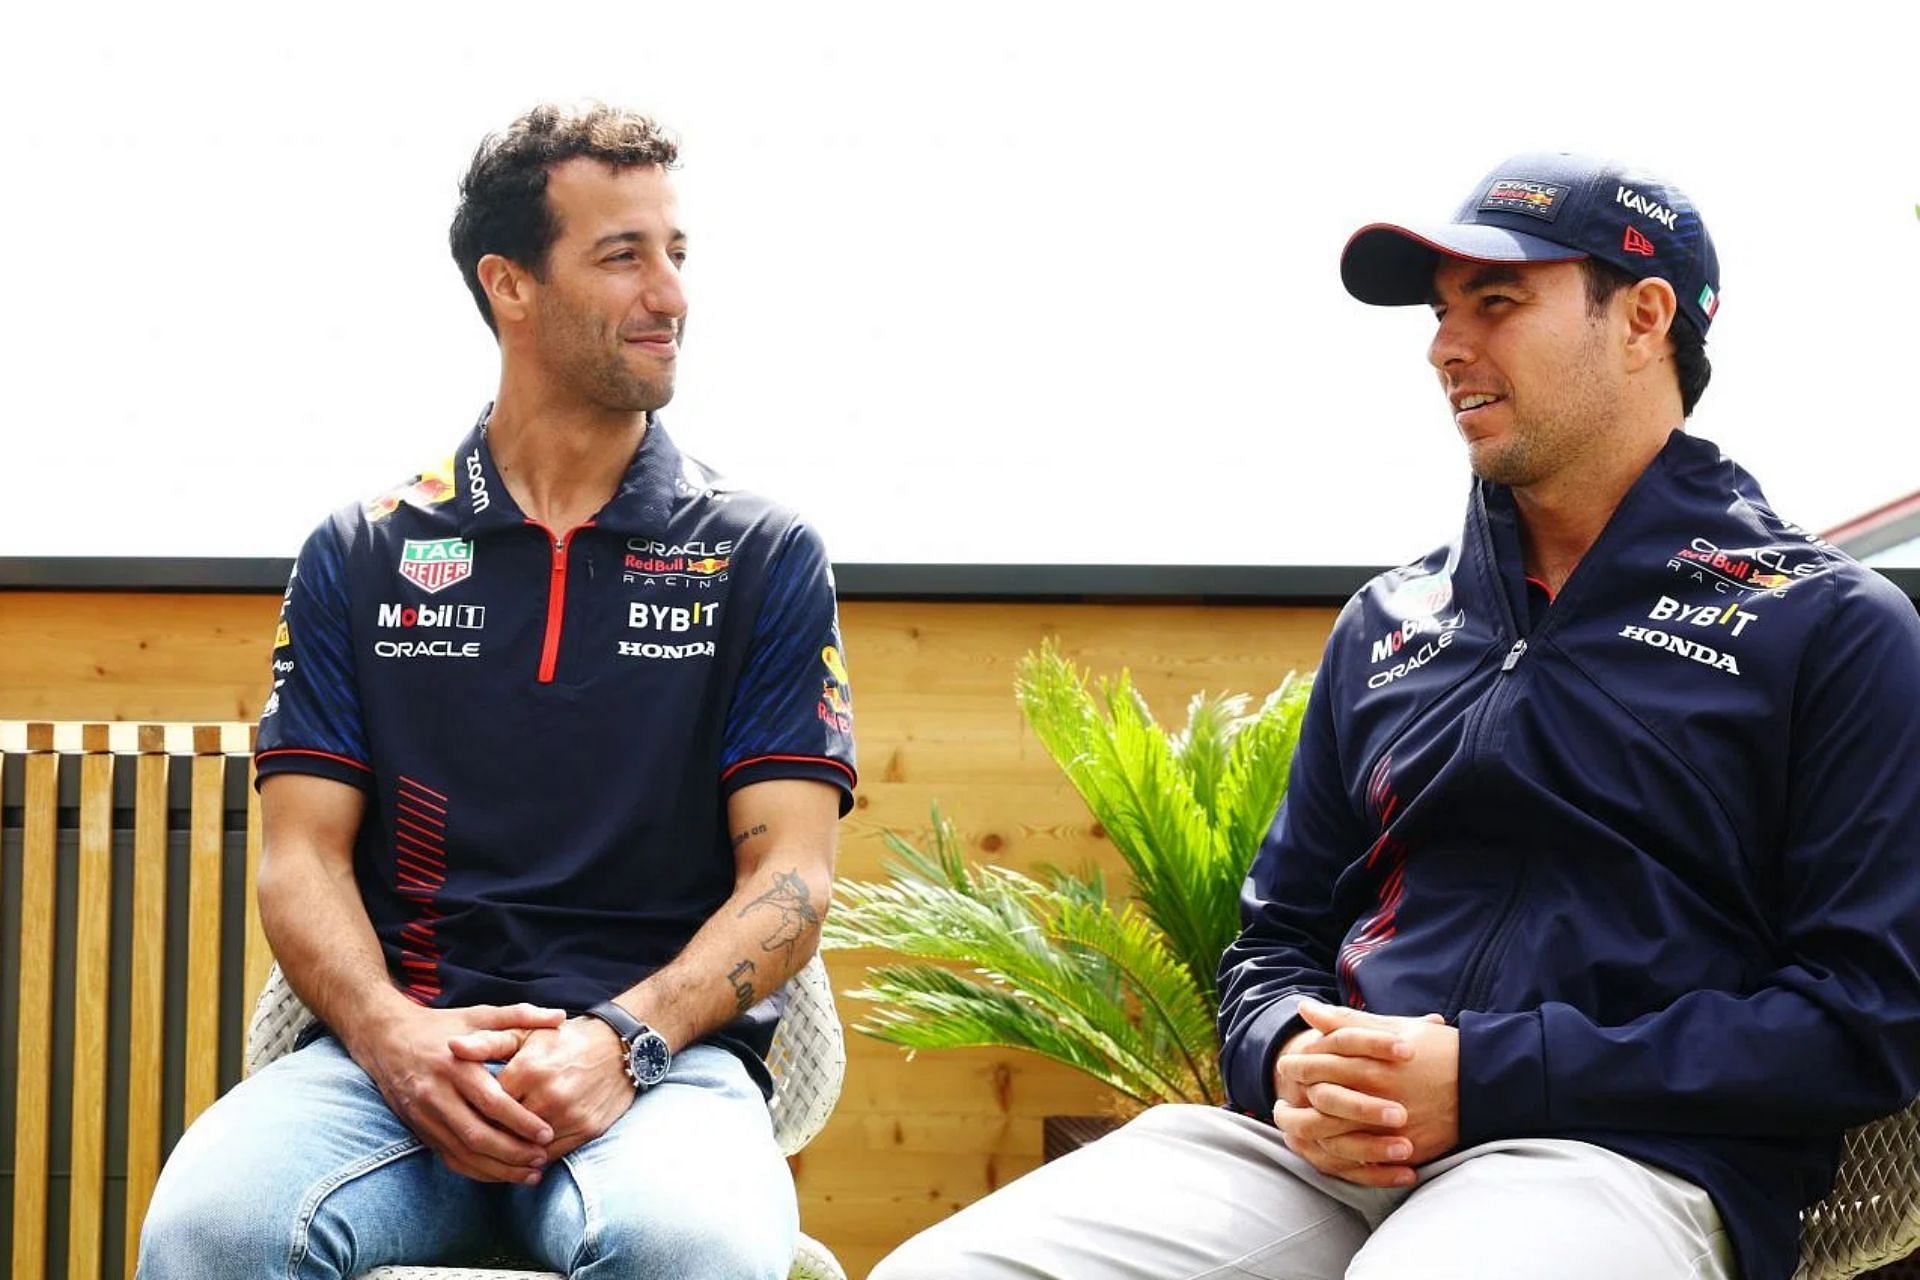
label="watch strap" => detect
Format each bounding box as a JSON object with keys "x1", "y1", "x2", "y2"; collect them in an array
[{"x1": 584, "y1": 999, "x2": 642, "y2": 1044}]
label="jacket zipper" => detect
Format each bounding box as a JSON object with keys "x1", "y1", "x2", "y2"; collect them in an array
[
  {"x1": 1462, "y1": 860, "x2": 1533, "y2": 1011},
  {"x1": 528, "y1": 520, "x2": 592, "y2": 684},
  {"x1": 1449, "y1": 635, "x2": 1531, "y2": 1012}
]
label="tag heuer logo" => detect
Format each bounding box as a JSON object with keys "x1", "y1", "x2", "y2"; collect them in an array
[{"x1": 399, "y1": 539, "x2": 475, "y2": 594}]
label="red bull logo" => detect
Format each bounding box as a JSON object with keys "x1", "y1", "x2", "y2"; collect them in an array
[
  {"x1": 816, "y1": 645, "x2": 853, "y2": 732},
  {"x1": 622, "y1": 553, "x2": 731, "y2": 578},
  {"x1": 412, "y1": 475, "x2": 455, "y2": 504},
  {"x1": 366, "y1": 463, "x2": 459, "y2": 524},
  {"x1": 1669, "y1": 536, "x2": 1821, "y2": 596},
  {"x1": 1675, "y1": 544, "x2": 1758, "y2": 581},
  {"x1": 1484, "y1": 180, "x2": 1564, "y2": 209}
]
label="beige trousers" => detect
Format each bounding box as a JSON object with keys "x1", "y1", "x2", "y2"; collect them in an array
[{"x1": 869, "y1": 1104, "x2": 1735, "y2": 1280}]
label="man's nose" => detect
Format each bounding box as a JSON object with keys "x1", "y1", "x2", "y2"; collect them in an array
[
  {"x1": 643, "y1": 259, "x2": 687, "y2": 320},
  {"x1": 1427, "y1": 313, "x2": 1474, "y2": 371}
]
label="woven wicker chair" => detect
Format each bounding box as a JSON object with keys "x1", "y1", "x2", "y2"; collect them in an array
[
  {"x1": 1796, "y1": 1097, "x2": 1920, "y2": 1279},
  {"x1": 244, "y1": 955, "x2": 849, "y2": 1280}
]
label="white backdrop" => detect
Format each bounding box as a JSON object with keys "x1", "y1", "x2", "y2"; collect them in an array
[{"x1": 3, "y1": 1, "x2": 1915, "y2": 566}]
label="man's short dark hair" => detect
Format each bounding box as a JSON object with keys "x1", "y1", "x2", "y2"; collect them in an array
[
  {"x1": 1580, "y1": 259, "x2": 1711, "y2": 418},
  {"x1": 450, "y1": 104, "x2": 680, "y2": 334}
]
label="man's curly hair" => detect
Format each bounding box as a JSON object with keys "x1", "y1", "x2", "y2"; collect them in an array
[{"x1": 450, "y1": 104, "x2": 680, "y2": 334}]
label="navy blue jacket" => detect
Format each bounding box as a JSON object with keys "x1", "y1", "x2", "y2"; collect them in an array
[
  {"x1": 256, "y1": 411, "x2": 857, "y2": 1087},
  {"x1": 1220, "y1": 431, "x2": 1920, "y2": 1280}
]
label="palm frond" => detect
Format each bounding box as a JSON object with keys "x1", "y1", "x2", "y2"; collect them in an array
[
  {"x1": 1216, "y1": 675, "x2": 1312, "y2": 888},
  {"x1": 1046, "y1": 893, "x2": 1222, "y2": 1102},
  {"x1": 1016, "y1": 642, "x2": 1235, "y2": 997},
  {"x1": 1085, "y1": 669, "x2": 1226, "y2": 995},
  {"x1": 1171, "y1": 691, "x2": 1246, "y2": 828},
  {"x1": 827, "y1": 846, "x2": 1205, "y2": 1102},
  {"x1": 829, "y1": 646, "x2": 1313, "y2": 1109},
  {"x1": 844, "y1": 966, "x2": 1162, "y2": 1104}
]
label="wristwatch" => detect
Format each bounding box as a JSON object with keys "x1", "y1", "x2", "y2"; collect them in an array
[{"x1": 585, "y1": 1000, "x2": 672, "y2": 1092}]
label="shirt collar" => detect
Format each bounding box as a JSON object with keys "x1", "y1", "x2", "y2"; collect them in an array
[
  {"x1": 1464, "y1": 427, "x2": 1708, "y2": 633},
  {"x1": 452, "y1": 404, "x2": 683, "y2": 539}
]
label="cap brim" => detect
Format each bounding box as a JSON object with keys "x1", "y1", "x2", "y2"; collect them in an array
[{"x1": 1340, "y1": 222, "x2": 1589, "y2": 306}]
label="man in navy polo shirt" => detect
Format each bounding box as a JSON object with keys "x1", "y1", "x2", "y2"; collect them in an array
[
  {"x1": 138, "y1": 104, "x2": 855, "y2": 1279},
  {"x1": 872, "y1": 156, "x2": 1920, "y2": 1280}
]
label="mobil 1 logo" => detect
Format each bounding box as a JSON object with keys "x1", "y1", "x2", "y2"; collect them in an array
[{"x1": 377, "y1": 602, "x2": 486, "y2": 630}]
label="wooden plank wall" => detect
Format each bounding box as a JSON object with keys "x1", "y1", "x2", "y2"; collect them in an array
[{"x1": 0, "y1": 591, "x2": 1337, "y2": 1278}]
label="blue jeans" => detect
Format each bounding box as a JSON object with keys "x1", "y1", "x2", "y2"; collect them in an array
[{"x1": 135, "y1": 1037, "x2": 797, "y2": 1279}]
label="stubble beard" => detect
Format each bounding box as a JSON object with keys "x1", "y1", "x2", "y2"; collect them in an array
[
  {"x1": 1466, "y1": 324, "x2": 1617, "y2": 489},
  {"x1": 541, "y1": 295, "x2": 677, "y2": 415},
  {"x1": 585, "y1": 340, "x2": 675, "y2": 414}
]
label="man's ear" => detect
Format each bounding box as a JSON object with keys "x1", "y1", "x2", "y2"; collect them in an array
[
  {"x1": 1622, "y1": 276, "x2": 1678, "y2": 373},
  {"x1": 477, "y1": 254, "x2": 533, "y2": 329}
]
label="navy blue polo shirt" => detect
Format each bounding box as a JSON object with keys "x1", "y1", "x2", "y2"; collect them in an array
[{"x1": 255, "y1": 410, "x2": 857, "y2": 1083}]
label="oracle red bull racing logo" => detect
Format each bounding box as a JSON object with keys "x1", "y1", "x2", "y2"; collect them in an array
[
  {"x1": 623, "y1": 537, "x2": 735, "y2": 588},
  {"x1": 398, "y1": 539, "x2": 475, "y2": 595},
  {"x1": 1666, "y1": 537, "x2": 1819, "y2": 596},
  {"x1": 1478, "y1": 178, "x2": 1567, "y2": 221}
]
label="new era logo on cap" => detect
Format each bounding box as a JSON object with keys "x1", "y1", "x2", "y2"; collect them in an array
[{"x1": 1623, "y1": 225, "x2": 1657, "y2": 257}]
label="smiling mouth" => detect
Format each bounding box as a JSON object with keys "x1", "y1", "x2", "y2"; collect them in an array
[
  {"x1": 625, "y1": 334, "x2": 677, "y2": 357},
  {"x1": 1453, "y1": 393, "x2": 1506, "y2": 425}
]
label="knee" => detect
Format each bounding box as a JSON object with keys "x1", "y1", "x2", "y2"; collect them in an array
[
  {"x1": 870, "y1": 1213, "x2": 1017, "y2": 1280},
  {"x1": 136, "y1": 1176, "x2": 292, "y2": 1280},
  {"x1": 869, "y1": 1233, "x2": 944, "y2": 1280},
  {"x1": 587, "y1": 1213, "x2": 793, "y2": 1280}
]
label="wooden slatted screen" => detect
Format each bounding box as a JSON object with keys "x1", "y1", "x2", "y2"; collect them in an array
[
  {"x1": 123, "y1": 726, "x2": 168, "y2": 1280},
  {"x1": 67, "y1": 725, "x2": 112, "y2": 1279},
  {"x1": 241, "y1": 729, "x2": 271, "y2": 1037},
  {"x1": 0, "y1": 722, "x2": 261, "y2": 1280},
  {"x1": 182, "y1": 727, "x2": 224, "y2": 1130},
  {"x1": 11, "y1": 723, "x2": 57, "y2": 1280}
]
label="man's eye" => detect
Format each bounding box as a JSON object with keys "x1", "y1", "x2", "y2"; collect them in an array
[
  {"x1": 670, "y1": 251, "x2": 687, "y2": 267},
  {"x1": 606, "y1": 251, "x2": 635, "y2": 263},
  {"x1": 1483, "y1": 294, "x2": 1513, "y2": 308}
]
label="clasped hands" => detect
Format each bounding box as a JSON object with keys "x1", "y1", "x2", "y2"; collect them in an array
[
  {"x1": 357, "y1": 1002, "x2": 637, "y2": 1185},
  {"x1": 1271, "y1": 997, "x2": 1461, "y2": 1188}
]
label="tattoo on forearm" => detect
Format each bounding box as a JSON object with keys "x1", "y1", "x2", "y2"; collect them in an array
[
  {"x1": 726, "y1": 958, "x2": 758, "y2": 1015},
  {"x1": 730, "y1": 824, "x2": 769, "y2": 851},
  {"x1": 738, "y1": 868, "x2": 820, "y2": 964}
]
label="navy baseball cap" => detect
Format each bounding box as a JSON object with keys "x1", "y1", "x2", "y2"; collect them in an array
[{"x1": 1341, "y1": 152, "x2": 1721, "y2": 336}]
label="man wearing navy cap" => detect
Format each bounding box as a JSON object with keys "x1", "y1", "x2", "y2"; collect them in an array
[
  {"x1": 136, "y1": 104, "x2": 856, "y2": 1278},
  {"x1": 873, "y1": 154, "x2": 1920, "y2": 1280}
]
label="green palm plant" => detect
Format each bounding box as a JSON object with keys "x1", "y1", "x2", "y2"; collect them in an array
[{"x1": 822, "y1": 639, "x2": 1311, "y2": 1108}]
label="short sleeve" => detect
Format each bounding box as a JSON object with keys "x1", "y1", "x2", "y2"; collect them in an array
[
  {"x1": 254, "y1": 516, "x2": 373, "y2": 791},
  {"x1": 719, "y1": 519, "x2": 858, "y2": 814}
]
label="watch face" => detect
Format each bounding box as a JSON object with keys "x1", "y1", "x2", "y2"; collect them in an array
[{"x1": 627, "y1": 1029, "x2": 671, "y2": 1088}]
